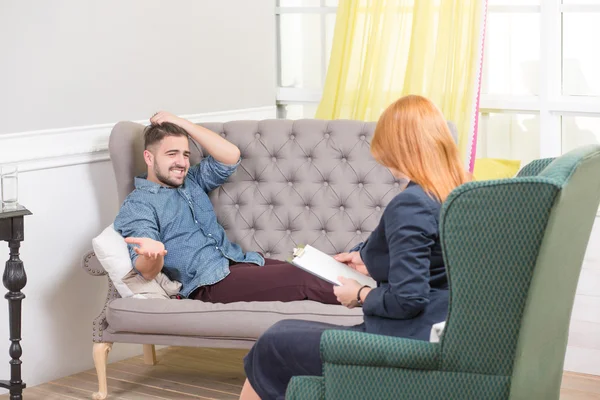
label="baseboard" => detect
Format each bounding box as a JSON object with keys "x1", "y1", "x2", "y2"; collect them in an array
[{"x1": 0, "y1": 106, "x2": 276, "y2": 172}]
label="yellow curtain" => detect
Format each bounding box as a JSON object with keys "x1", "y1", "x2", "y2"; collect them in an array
[{"x1": 317, "y1": 0, "x2": 486, "y2": 167}]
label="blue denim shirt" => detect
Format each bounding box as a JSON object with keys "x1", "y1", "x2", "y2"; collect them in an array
[{"x1": 114, "y1": 155, "x2": 265, "y2": 298}]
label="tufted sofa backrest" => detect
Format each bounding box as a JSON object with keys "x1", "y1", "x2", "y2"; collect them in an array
[
  {"x1": 201, "y1": 119, "x2": 401, "y2": 260},
  {"x1": 109, "y1": 119, "x2": 457, "y2": 260}
]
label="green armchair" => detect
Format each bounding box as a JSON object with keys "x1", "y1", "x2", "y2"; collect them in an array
[{"x1": 286, "y1": 145, "x2": 600, "y2": 400}]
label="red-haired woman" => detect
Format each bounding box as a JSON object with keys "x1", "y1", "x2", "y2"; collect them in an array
[{"x1": 240, "y1": 95, "x2": 471, "y2": 400}]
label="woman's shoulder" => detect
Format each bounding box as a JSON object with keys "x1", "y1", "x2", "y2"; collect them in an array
[
  {"x1": 380, "y1": 183, "x2": 440, "y2": 239},
  {"x1": 382, "y1": 182, "x2": 441, "y2": 231},
  {"x1": 387, "y1": 182, "x2": 441, "y2": 212}
]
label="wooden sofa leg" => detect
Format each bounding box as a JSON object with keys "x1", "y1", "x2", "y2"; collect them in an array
[
  {"x1": 92, "y1": 342, "x2": 113, "y2": 400},
  {"x1": 143, "y1": 344, "x2": 157, "y2": 365}
]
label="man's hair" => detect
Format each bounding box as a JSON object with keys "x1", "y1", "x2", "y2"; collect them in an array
[{"x1": 143, "y1": 122, "x2": 189, "y2": 150}]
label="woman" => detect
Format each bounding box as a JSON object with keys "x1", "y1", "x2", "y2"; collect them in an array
[{"x1": 239, "y1": 95, "x2": 470, "y2": 400}]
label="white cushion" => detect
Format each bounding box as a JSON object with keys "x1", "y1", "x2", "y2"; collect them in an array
[
  {"x1": 93, "y1": 224, "x2": 136, "y2": 297},
  {"x1": 92, "y1": 225, "x2": 181, "y2": 299}
]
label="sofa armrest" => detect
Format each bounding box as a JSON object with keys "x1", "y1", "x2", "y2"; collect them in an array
[
  {"x1": 286, "y1": 376, "x2": 325, "y2": 400},
  {"x1": 82, "y1": 250, "x2": 107, "y2": 276},
  {"x1": 82, "y1": 249, "x2": 120, "y2": 342},
  {"x1": 321, "y1": 330, "x2": 440, "y2": 370}
]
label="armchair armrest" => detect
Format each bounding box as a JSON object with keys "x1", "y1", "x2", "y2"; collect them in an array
[
  {"x1": 321, "y1": 330, "x2": 440, "y2": 370},
  {"x1": 287, "y1": 376, "x2": 325, "y2": 400}
]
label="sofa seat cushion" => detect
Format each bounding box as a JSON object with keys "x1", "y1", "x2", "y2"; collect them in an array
[{"x1": 106, "y1": 298, "x2": 364, "y2": 339}]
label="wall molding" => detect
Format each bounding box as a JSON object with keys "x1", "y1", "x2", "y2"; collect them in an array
[{"x1": 0, "y1": 106, "x2": 276, "y2": 172}]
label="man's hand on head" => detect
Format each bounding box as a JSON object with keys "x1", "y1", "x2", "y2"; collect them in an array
[
  {"x1": 150, "y1": 110, "x2": 240, "y2": 166},
  {"x1": 150, "y1": 111, "x2": 186, "y2": 128},
  {"x1": 125, "y1": 237, "x2": 167, "y2": 260}
]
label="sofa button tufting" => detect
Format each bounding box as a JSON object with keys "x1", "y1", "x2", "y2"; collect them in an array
[
  {"x1": 321, "y1": 230, "x2": 326, "y2": 234},
  {"x1": 305, "y1": 205, "x2": 310, "y2": 210},
  {"x1": 255, "y1": 133, "x2": 261, "y2": 139},
  {"x1": 269, "y1": 204, "x2": 274, "y2": 209},
  {"x1": 360, "y1": 135, "x2": 366, "y2": 140},
  {"x1": 254, "y1": 181, "x2": 259, "y2": 185},
  {"x1": 290, "y1": 134, "x2": 295, "y2": 140},
  {"x1": 266, "y1": 253, "x2": 271, "y2": 257},
  {"x1": 235, "y1": 204, "x2": 240, "y2": 209},
  {"x1": 323, "y1": 182, "x2": 329, "y2": 187},
  {"x1": 272, "y1": 157, "x2": 277, "y2": 162},
  {"x1": 324, "y1": 133, "x2": 330, "y2": 139},
  {"x1": 342, "y1": 158, "x2": 347, "y2": 163},
  {"x1": 251, "y1": 228, "x2": 255, "y2": 233},
  {"x1": 358, "y1": 183, "x2": 364, "y2": 188},
  {"x1": 339, "y1": 206, "x2": 345, "y2": 211},
  {"x1": 288, "y1": 181, "x2": 293, "y2": 186},
  {"x1": 376, "y1": 206, "x2": 381, "y2": 211},
  {"x1": 286, "y1": 230, "x2": 291, "y2": 235},
  {"x1": 394, "y1": 182, "x2": 399, "y2": 187},
  {"x1": 356, "y1": 230, "x2": 362, "y2": 234},
  {"x1": 307, "y1": 157, "x2": 312, "y2": 162}
]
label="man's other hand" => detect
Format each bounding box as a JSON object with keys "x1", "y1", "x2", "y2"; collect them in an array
[{"x1": 125, "y1": 237, "x2": 167, "y2": 260}]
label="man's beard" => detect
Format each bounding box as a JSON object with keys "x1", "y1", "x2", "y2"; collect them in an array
[{"x1": 154, "y1": 161, "x2": 185, "y2": 188}]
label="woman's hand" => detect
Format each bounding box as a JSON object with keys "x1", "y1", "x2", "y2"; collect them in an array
[
  {"x1": 334, "y1": 251, "x2": 370, "y2": 276},
  {"x1": 333, "y1": 276, "x2": 364, "y2": 308}
]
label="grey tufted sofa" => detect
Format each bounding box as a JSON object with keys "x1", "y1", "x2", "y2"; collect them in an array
[{"x1": 82, "y1": 118, "x2": 445, "y2": 399}]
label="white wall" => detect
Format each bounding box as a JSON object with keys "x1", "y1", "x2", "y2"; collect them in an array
[
  {"x1": 0, "y1": 0, "x2": 276, "y2": 392},
  {"x1": 0, "y1": 0, "x2": 276, "y2": 134}
]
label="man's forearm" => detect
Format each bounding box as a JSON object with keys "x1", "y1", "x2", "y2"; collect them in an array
[
  {"x1": 135, "y1": 255, "x2": 164, "y2": 281},
  {"x1": 180, "y1": 120, "x2": 241, "y2": 165}
]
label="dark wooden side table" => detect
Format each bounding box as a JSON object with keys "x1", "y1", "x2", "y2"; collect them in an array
[{"x1": 0, "y1": 205, "x2": 31, "y2": 400}]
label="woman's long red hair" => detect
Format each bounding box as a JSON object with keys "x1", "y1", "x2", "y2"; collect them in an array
[{"x1": 370, "y1": 95, "x2": 470, "y2": 202}]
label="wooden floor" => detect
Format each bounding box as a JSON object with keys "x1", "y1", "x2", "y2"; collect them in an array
[{"x1": 2, "y1": 346, "x2": 600, "y2": 399}]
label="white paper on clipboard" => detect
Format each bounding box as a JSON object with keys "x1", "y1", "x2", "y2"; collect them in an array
[{"x1": 290, "y1": 245, "x2": 376, "y2": 287}]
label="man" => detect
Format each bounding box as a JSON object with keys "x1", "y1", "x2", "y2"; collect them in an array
[{"x1": 114, "y1": 111, "x2": 338, "y2": 304}]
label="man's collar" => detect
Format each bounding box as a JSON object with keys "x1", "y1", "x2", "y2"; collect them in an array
[
  {"x1": 134, "y1": 175, "x2": 162, "y2": 193},
  {"x1": 134, "y1": 175, "x2": 186, "y2": 193}
]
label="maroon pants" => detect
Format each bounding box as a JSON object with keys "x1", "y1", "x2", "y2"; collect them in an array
[{"x1": 193, "y1": 258, "x2": 339, "y2": 304}]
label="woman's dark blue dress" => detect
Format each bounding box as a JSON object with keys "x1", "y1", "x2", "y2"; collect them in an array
[{"x1": 243, "y1": 182, "x2": 449, "y2": 400}]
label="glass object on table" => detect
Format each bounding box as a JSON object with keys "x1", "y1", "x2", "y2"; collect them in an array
[{"x1": 1, "y1": 165, "x2": 18, "y2": 211}]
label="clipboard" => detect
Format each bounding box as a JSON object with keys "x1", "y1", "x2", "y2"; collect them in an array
[{"x1": 290, "y1": 245, "x2": 376, "y2": 287}]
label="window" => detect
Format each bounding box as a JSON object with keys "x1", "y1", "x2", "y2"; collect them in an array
[
  {"x1": 477, "y1": 113, "x2": 540, "y2": 166},
  {"x1": 276, "y1": 1, "x2": 338, "y2": 118},
  {"x1": 276, "y1": 0, "x2": 600, "y2": 162}
]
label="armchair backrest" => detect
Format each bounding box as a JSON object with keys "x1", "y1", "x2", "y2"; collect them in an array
[
  {"x1": 438, "y1": 145, "x2": 600, "y2": 399},
  {"x1": 515, "y1": 157, "x2": 555, "y2": 177}
]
